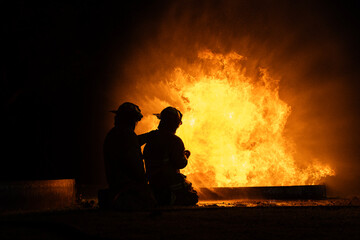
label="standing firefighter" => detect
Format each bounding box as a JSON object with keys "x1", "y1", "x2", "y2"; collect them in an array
[
  {"x1": 142, "y1": 107, "x2": 198, "y2": 206},
  {"x1": 100, "y1": 102, "x2": 156, "y2": 210}
]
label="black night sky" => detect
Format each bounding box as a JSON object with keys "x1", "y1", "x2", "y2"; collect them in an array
[
  {"x1": 1, "y1": 1, "x2": 360, "y2": 196},
  {"x1": 1, "y1": 1, "x2": 166, "y2": 182}
]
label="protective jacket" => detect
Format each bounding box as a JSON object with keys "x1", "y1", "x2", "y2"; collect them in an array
[
  {"x1": 143, "y1": 129, "x2": 198, "y2": 205},
  {"x1": 143, "y1": 129, "x2": 187, "y2": 186},
  {"x1": 103, "y1": 125, "x2": 146, "y2": 192}
]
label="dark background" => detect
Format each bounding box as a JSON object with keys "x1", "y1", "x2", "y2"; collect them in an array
[
  {"x1": 1, "y1": 1, "x2": 359, "y2": 196},
  {"x1": 1, "y1": 0, "x2": 166, "y2": 182}
]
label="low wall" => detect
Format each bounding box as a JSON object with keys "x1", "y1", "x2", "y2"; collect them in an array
[
  {"x1": 198, "y1": 185, "x2": 327, "y2": 200},
  {"x1": 0, "y1": 179, "x2": 76, "y2": 212}
]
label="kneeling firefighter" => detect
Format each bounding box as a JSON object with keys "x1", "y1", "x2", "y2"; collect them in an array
[
  {"x1": 99, "y1": 102, "x2": 156, "y2": 210},
  {"x1": 142, "y1": 107, "x2": 198, "y2": 206}
]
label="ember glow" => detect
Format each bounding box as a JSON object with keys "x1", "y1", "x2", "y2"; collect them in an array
[{"x1": 135, "y1": 50, "x2": 335, "y2": 188}]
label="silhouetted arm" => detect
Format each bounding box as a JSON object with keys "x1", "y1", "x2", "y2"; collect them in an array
[
  {"x1": 138, "y1": 130, "x2": 157, "y2": 146},
  {"x1": 171, "y1": 137, "x2": 188, "y2": 169}
]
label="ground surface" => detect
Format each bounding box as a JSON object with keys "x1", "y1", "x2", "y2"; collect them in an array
[{"x1": 1, "y1": 199, "x2": 360, "y2": 240}]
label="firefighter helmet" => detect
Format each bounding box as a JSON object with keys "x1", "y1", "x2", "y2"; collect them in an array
[
  {"x1": 154, "y1": 107, "x2": 182, "y2": 125},
  {"x1": 110, "y1": 102, "x2": 143, "y2": 121}
]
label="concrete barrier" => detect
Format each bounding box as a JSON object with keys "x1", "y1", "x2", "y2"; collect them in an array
[
  {"x1": 198, "y1": 185, "x2": 327, "y2": 200},
  {"x1": 0, "y1": 179, "x2": 76, "y2": 212}
]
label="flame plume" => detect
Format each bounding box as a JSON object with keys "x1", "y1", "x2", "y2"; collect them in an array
[{"x1": 137, "y1": 50, "x2": 335, "y2": 187}]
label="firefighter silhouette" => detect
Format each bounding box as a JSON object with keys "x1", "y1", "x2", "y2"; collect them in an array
[
  {"x1": 99, "y1": 102, "x2": 156, "y2": 210},
  {"x1": 142, "y1": 107, "x2": 198, "y2": 206}
]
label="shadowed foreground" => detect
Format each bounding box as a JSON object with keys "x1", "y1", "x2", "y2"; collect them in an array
[{"x1": 1, "y1": 200, "x2": 360, "y2": 240}]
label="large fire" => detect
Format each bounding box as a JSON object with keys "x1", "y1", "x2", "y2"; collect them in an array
[{"x1": 135, "y1": 50, "x2": 335, "y2": 187}]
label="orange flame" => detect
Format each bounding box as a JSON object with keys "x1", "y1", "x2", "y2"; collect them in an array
[{"x1": 137, "y1": 50, "x2": 335, "y2": 187}]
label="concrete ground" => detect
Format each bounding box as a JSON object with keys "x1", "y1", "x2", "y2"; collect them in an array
[{"x1": 1, "y1": 199, "x2": 360, "y2": 240}]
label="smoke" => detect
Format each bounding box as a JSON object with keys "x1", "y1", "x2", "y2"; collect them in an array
[{"x1": 104, "y1": 0, "x2": 360, "y2": 196}]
